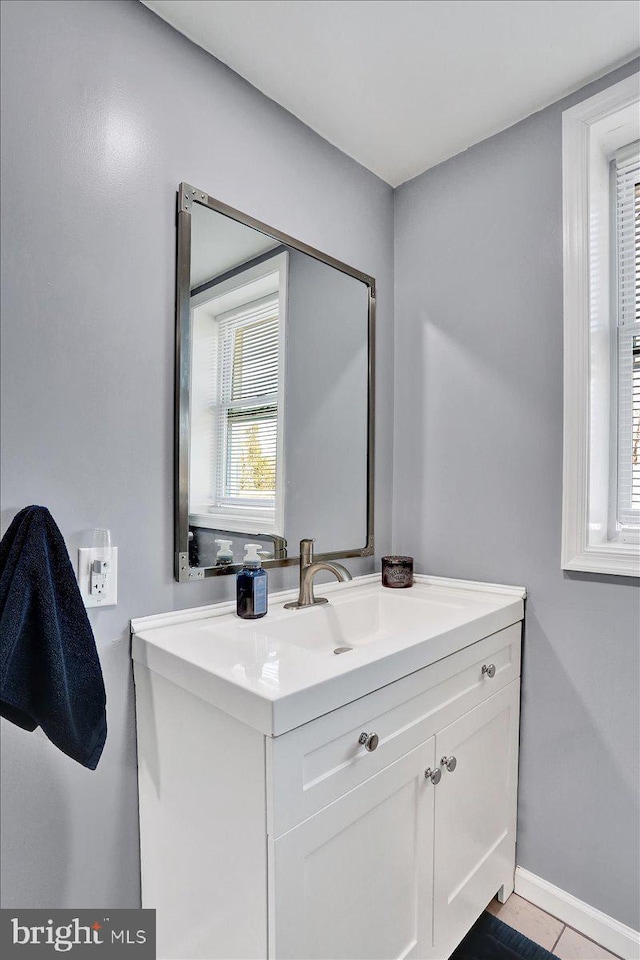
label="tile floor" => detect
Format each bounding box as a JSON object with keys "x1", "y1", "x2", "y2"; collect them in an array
[{"x1": 486, "y1": 893, "x2": 621, "y2": 959}]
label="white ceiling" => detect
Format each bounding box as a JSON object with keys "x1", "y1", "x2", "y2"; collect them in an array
[{"x1": 142, "y1": 0, "x2": 639, "y2": 186}]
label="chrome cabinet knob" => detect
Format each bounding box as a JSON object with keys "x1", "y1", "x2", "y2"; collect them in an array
[
  {"x1": 425, "y1": 767, "x2": 442, "y2": 785},
  {"x1": 441, "y1": 755, "x2": 457, "y2": 772},
  {"x1": 359, "y1": 732, "x2": 379, "y2": 752},
  {"x1": 482, "y1": 663, "x2": 496, "y2": 678}
]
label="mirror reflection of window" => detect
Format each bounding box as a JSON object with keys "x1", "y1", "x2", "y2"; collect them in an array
[
  {"x1": 190, "y1": 252, "x2": 287, "y2": 537},
  {"x1": 216, "y1": 297, "x2": 279, "y2": 506}
]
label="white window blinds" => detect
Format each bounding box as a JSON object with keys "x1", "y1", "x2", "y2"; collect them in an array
[
  {"x1": 616, "y1": 143, "x2": 640, "y2": 528},
  {"x1": 212, "y1": 295, "x2": 280, "y2": 512}
]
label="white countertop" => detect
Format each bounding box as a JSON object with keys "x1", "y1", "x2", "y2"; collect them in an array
[{"x1": 131, "y1": 574, "x2": 525, "y2": 736}]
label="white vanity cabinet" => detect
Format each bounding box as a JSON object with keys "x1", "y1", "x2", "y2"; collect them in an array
[
  {"x1": 133, "y1": 575, "x2": 524, "y2": 960},
  {"x1": 267, "y1": 634, "x2": 520, "y2": 960}
]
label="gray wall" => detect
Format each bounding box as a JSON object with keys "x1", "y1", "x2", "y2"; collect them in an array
[
  {"x1": 393, "y1": 59, "x2": 640, "y2": 929},
  {"x1": 0, "y1": 0, "x2": 394, "y2": 908}
]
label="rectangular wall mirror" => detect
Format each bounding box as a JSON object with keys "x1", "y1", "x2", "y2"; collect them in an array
[{"x1": 175, "y1": 183, "x2": 375, "y2": 580}]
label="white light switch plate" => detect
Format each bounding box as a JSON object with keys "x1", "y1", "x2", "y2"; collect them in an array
[{"x1": 78, "y1": 547, "x2": 118, "y2": 608}]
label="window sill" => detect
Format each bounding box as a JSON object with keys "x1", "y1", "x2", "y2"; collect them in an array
[
  {"x1": 562, "y1": 539, "x2": 640, "y2": 577},
  {"x1": 190, "y1": 510, "x2": 281, "y2": 537}
]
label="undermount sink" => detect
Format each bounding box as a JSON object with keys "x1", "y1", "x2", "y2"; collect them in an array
[{"x1": 259, "y1": 587, "x2": 463, "y2": 654}]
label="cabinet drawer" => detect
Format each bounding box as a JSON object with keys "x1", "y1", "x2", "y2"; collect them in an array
[{"x1": 268, "y1": 622, "x2": 521, "y2": 837}]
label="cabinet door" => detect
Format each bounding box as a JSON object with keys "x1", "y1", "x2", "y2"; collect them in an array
[
  {"x1": 271, "y1": 740, "x2": 435, "y2": 960},
  {"x1": 433, "y1": 680, "x2": 520, "y2": 958}
]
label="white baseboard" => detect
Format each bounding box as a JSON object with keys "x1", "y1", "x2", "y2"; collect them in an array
[{"x1": 514, "y1": 866, "x2": 640, "y2": 960}]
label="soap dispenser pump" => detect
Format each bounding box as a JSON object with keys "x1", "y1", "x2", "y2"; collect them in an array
[
  {"x1": 214, "y1": 539, "x2": 234, "y2": 565},
  {"x1": 236, "y1": 543, "x2": 268, "y2": 620}
]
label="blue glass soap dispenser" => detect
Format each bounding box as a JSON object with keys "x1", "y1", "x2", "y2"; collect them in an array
[{"x1": 236, "y1": 543, "x2": 268, "y2": 619}]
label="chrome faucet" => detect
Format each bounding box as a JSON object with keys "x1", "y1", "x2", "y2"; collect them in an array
[{"x1": 284, "y1": 539, "x2": 352, "y2": 609}]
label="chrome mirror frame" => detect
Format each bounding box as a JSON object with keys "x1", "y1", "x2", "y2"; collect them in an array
[{"x1": 174, "y1": 182, "x2": 375, "y2": 581}]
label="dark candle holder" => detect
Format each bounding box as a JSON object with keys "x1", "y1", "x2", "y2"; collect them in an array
[{"x1": 381, "y1": 556, "x2": 414, "y2": 589}]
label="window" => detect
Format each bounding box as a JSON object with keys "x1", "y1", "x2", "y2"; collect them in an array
[
  {"x1": 614, "y1": 145, "x2": 640, "y2": 533},
  {"x1": 561, "y1": 74, "x2": 640, "y2": 576},
  {"x1": 213, "y1": 297, "x2": 279, "y2": 509},
  {"x1": 189, "y1": 253, "x2": 287, "y2": 535}
]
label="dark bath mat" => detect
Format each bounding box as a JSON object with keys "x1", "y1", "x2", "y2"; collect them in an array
[{"x1": 450, "y1": 911, "x2": 560, "y2": 960}]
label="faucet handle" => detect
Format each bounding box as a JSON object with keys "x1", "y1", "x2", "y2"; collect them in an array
[{"x1": 299, "y1": 539, "x2": 315, "y2": 566}]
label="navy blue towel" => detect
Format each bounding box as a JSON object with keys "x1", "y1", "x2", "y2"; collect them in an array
[{"x1": 0, "y1": 506, "x2": 107, "y2": 769}]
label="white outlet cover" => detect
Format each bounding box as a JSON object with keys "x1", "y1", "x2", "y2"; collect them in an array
[{"x1": 78, "y1": 547, "x2": 118, "y2": 608}]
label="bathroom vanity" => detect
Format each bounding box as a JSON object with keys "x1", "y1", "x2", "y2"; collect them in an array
[{"x1": 132, "y1": 573, "x2": 525, "y2": 960}]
